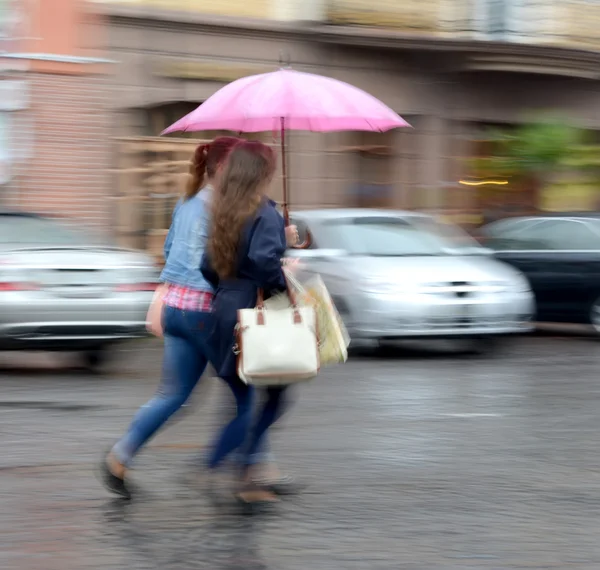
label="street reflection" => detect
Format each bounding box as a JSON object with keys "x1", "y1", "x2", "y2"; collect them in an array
[{"x1": 101, "y1": 496, "x2": 268, "y2": 569}]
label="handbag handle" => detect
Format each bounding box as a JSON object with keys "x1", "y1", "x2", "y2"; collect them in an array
[{"x1": 256, "y1": 274, "x2": 302, "y2": 325}]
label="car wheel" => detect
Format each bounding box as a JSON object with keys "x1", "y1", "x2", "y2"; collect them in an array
[
  {"x1": 81, "y1": 346, "x2": 109, "y2": 373},
  {"x1": 590, "y1": 298, "x2": 600, "y2": 334}
]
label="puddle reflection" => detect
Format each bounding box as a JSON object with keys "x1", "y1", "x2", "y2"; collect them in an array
[{"x1": 100, "y1": 496, "x2": 269, "y2": 570}]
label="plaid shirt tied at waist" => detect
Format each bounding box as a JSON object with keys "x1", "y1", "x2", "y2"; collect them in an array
[{"x1": 162, "y1": 284, "x2": 213, "y2": 312}]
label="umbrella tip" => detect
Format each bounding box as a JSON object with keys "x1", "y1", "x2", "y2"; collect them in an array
[{"x1": 278, "y1": 51, "x2": 292, "y2": 69}]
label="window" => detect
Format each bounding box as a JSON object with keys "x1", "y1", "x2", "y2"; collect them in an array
[
  {"x1": 409, "y1": 216, "x2": 484, "y2": 253},
  {"x1": 0, "y1": 0, "x2": 20, "y2": 41},
  {"x1": 473, "y1": 0, "x2": 517, "y2": 40},
  {"x1": 487, "y1": 219, "x2": 600, "y2": 251},
  {"x1": 350, "y1": 131, "x2": 395, "y2": 209},
  {"x1": 486, "y1": 0, "x2": 509, "y2": 37},
  {"x1": 144, "y1": 102, "x2": 200, "y2": 138},
  {"x1": 484, "y1": 218, "x2": 531, "y2": 236},
  {"x1": 323, "y1": 217, "x2": 450, "y2": 257},
  {"x1": 485, "y1": 219, "x2": 548, "y2": 250},
  {"x1": 540, "y1": 220, "x2": 600, "y2": 250}
]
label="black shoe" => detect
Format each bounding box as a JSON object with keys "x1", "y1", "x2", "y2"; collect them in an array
[{"x1": 98, "y1": 453, "x2": 131, "y2": 500}]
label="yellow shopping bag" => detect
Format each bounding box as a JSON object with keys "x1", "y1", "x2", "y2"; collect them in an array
[
  {"x1": 266, "y1": 270, "x2": 350, "y2": 367},
  {"x1": 301, "y1": 275, "x2": 349, "y2": 366}
]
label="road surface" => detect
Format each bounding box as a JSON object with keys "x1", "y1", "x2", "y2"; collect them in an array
[{"x1": 1, "y1": 337, "x2": 599, "y2": 569}]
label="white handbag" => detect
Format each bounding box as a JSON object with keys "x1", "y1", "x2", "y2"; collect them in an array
[
  {"x1": 235, "y1": 282, "x2": 320, "y2": 386},
  {"x1": 265, "y1": 271, "x2": 350, "y2": 366}
]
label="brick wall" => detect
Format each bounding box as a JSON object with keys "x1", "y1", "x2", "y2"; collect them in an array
[{"x1": 6, "y1": 72, "x2": 113, "y2": 230}]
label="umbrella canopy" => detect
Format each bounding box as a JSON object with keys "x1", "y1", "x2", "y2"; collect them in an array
[{"x1": 162, "y1": 68, "x2": 410, "y2": 134}]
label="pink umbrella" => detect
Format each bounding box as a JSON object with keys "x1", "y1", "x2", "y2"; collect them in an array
[
  {"x1": 162, "y1": 68, "x2": 410, "y2": 243},
  {"x1": 163, "y1": 68, "x2": 409, "y2": 134}
]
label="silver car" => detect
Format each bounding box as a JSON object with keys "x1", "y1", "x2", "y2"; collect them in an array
[
  {"x1": 287, "y1": 209, "x2": 534, "y2": 345},
  {"x1": 0, "y1": 212, "x2": 159, "y2": 368}
]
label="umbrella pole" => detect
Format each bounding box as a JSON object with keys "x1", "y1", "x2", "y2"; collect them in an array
[
  {"x1": 280, "y1": 117, "x2": 311, "y2": 249},
  {"x1": 280, "y1": 117, "x2": 290, "y2": 225}
]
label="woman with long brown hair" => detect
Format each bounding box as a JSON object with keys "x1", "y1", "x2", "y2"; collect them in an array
[
  {"x1": 100, "y1": 136, "x2": 241, "y2": 498},
  {"x1": 201, "y1": 140, "x2": 294, "y2": 505}
]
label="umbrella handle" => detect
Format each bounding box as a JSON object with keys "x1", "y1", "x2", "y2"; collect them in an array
[
  {"x1": 283, "y1": 204, "x2": 311, "y2": 249},
  {"x1": 294, "y1": 234, "x2": 312, "y2": 250}
]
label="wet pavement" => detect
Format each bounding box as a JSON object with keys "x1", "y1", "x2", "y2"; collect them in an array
[{"x1": 2, "y1": 336, "x2": 600, "y2": 569}]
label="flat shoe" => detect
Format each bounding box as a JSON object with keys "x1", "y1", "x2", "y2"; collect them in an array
[
  {"x1": 234, "y1": 482, "x2": 279, "y2": 508},
  {"x1": 97, "y1": 451, "x2": 131, "y2": 500}
]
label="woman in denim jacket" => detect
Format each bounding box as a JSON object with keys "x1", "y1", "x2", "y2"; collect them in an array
[{"x1": 100, "y1": 137, "x2": 241, "y2": 498}]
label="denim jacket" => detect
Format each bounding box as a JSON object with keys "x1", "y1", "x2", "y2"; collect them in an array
[{"x1": 159, "y1": 187, "x2": 213, "y2": 292}]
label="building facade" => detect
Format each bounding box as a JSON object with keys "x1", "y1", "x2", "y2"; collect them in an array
[
  {"x1": 1, "y1": 0, "x2": 113, "y2": 227},
  {"x1": 95, "y1": 0, "x2": 600, "y2": 236},
  {"x1": 8, "y1": 0, "x2": 600, "y2": 242}
]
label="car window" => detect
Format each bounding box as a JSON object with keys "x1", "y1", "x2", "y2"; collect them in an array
[
  {"x1": 581, "y1": 219, "x2": 600, "y2": 242},
  {"x1": 0, "y1": 215, "x2": 89, "y2": 246},
  {"x1": 485, "y1": 219, "x2": 549, "y2": 250},
  {"x1": 483, "y1": 218, "x2": 531, "y2": 236},
  {"x1": 484, "y1": 218, "x2": 524, "y2": 236},
  {"x1": 409, "y1": 216, "x2": 483, "y2": 253},
  {"x1": 323, "y1": 217, "x2": 450, "y2": 257},
  {"x1": 489, "y1": 219, "x2": 600, "y2": 251},
  {"x1": 539, "y1": 220, "x2": 600, "y2": 250}
]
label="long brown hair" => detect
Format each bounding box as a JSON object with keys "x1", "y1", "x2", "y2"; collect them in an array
[
  {"x1": 208, "y1": 141, "x2": 277, "y2": 279},
  {"x1": 184, "y1": 136, "x2": 242, "y2": 200}
]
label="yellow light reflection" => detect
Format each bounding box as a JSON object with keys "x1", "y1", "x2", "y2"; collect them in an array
[{"x1": 458, "y1": 180, "x2": 509, "y2": 186}]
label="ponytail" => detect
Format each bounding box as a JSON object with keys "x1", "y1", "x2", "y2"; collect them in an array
[
  {"x1": 184, "y1": 143, "x2": 209, "y2": 200},
  {"x1": 184, "y1": 137, "x2": 241, "y2": 200}
]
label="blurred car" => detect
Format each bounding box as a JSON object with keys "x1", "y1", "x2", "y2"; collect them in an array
[
  {"x1": 0, "y1": 212, "x2": 159, "y2": 368},
  {"x1": 481, "y1": 214, "x2": 600, "y2": 331},
  {"x1": 287, "y1": 209, "x2": 534, "y2": 346}
]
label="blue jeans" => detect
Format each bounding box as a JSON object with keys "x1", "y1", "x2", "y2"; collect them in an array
[
  {"x1": 233, "y1": 440, "x2": 274, "y2": 466},
  {"x1": 207, "y1": 379, "x2": 287, "y2": 470},
  {"x1": 244, "y1": 387, "x2": 287, "y2": 463},
  {"x1": 112, "y1": 305, "x2": 213, "y2": 467}
]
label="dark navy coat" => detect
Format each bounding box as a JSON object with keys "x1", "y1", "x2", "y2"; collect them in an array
[{"x1": 200, "y1": 199, "x2": 287, "y2": 380}]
